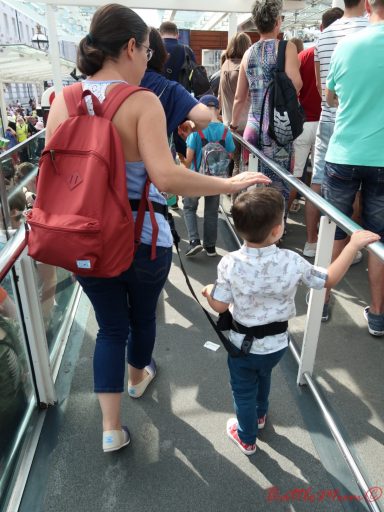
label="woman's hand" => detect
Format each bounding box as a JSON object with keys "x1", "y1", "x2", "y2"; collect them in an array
[{"x1": 227, "y1": 171, "x2": 271, "y2": 193}]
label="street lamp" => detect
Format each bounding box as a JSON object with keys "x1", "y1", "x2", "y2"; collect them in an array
[{"x1": 32, "y1": 24, "x2": 49, "y2": 51}]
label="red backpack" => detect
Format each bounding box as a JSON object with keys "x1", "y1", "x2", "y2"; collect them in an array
[{"x1": 27, "y1": 82, "x2": 158, "y2": 277}]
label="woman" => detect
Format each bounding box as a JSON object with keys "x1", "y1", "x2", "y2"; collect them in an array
[
  {"x1": 45, "y1": 3, "x2": 270, "y2": 452},
  {"x1": 231, "y1": 0, "x2": 302, "y2": 206},
  {"x1": 218, "y1": 32, "x2": 252, "y2": 187}
]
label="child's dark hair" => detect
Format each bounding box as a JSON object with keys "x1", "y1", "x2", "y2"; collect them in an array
[
  {"x1": 147, "y1": 27, "x2": 168, "y2": 73},
  {"x1": 232, "y1": 187, "x2": 284, "y2": 243}
]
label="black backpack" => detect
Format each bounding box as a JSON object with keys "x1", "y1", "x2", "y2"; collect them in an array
[
  {"x1": 165, "y1": 44, "x2": 212, "y2": 98},
  {"x1": 259, "y1": 40, "x2": 304, "y2": 148}
]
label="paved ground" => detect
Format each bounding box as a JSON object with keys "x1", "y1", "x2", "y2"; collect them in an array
[{"x1": 20, "y1": 199, "x2": 383, "y2": 512}]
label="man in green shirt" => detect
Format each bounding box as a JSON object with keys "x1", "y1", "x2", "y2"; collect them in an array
[{"x1": 323, "y1": 0, "x2": 384, "y2": 336}]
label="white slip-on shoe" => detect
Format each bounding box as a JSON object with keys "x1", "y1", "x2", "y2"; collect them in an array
[
  {"x1": 103, "y1": 426, "x2": 131, "y2": 453},
  {"x1": 128, "y1": 359, "x2": 157, "y2": 398}
]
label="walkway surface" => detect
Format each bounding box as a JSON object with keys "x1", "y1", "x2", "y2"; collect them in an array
[{"x1": 20, "y1": 198, "x2": 383, "y2": 512}]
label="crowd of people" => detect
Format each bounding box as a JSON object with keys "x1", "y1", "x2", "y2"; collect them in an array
[{"x1": 1, "y1": 0, "x2": 383, "y2": 458}]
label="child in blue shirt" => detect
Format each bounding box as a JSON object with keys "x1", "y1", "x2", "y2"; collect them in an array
[
  {"x1": 183, "y1": 95, "x2": 235, "y2": 257},
  {"x1": 202, "y1": 187, "x2": 380, "y2": 455}
]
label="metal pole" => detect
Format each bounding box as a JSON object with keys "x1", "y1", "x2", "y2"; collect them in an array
[
  {"x1": 228, "y1": 13, "x2": 238, "y2": 41},
  {"x1": 0, "y1": 83, "x2": 8, "y2": 137},
  {"x1": 45, "y1": 4, "x2": 63, "y2": 94}
]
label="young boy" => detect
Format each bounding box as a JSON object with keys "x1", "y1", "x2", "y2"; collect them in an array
[
  {"x1": 183, "y1": 95, "x2": 235, "y2": 257},
  {"x1": 202, "y1": 188, "x2": 380, "y2": 455}
]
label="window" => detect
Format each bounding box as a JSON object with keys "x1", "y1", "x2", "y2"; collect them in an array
[{"x1": 3, "y1": 13, "x2": 9, "y2": 34}]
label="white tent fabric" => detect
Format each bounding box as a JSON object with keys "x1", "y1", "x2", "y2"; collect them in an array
[{"x1": 0, "y1": 44, "x2": 75, "y2": 83}]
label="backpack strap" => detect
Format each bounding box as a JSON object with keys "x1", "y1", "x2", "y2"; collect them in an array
[
  {"x1": 220, "y1": 127, "x2": 228, "y2": 148},
  {"x1": 63, "y1": 83, "x2": 85, "y2": 117},
  {"x1": 197, "y1": 130, "x2": 208, "y2": 146},
  {"x1": 63, "y1": 83, "x2": 103, "y2": 117},
  {"x1": 134, "y1": 178, "x2": 159, "y2": 260},
  {"x1": 102, "y1": 83, "x2": 147, "y2": 121},
  {"x1": 165, "y1": 43, "x2": 185, "y2": 80},
  {"x1": 276, "y1": 40, "x2": 287, "y2": 72}
]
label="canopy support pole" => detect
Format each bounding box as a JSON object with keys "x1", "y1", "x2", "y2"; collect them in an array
[{"x1": 46, "y1": 4, "x2": 63, "y2": 93}]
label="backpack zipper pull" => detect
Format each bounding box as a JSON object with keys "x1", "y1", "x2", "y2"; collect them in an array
[{"x1": 50, "y1": 150, "x2": 55, "y2": 161}]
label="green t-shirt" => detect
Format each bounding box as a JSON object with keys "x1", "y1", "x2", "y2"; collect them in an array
[{"x1": 325, "y1": 23, "x2": 384, "y2": 166}]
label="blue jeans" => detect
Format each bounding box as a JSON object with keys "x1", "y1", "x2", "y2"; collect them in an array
[
  {"x1": 183, "y1": 195, "x2": 220, "y2": 247},
  {"x1": 323, "y1": 162, "x2": 384, "y2": 242},
  {"x1": 227, "y1": 347, "x2": 287, "y2": 444},
  {"x1": 77, "y1": 244, "x2": 172, "y2": 393}
]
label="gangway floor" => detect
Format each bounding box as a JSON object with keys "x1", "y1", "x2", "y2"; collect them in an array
[{"x1": 20, "y1": 202, "x2": 381, "y2": 512}]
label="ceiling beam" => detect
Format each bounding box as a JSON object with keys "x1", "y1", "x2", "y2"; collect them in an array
[
  {"x1": 203, "y1": 12, "x2": 228, "y2": 31},
  {"x1": 169, "y1": 9, "x2": 177, "y2": 21}
]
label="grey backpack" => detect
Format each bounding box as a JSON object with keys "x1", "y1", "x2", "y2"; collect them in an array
[{"x1": 197, "y1": 128, "x2": 231, "y2": 177}]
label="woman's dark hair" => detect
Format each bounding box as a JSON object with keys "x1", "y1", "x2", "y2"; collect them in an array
[
  {"x1": 147, "y1": 27, "x2": 168, "y2": 73},
  {"x1": 251, "y1": 0, "x2": 283, "y2": 34},
  {"x1": 77, "y1": 4, "x2": 148, "y2": 76},
  {"x1": 225, "y1": 32, "x2": 252, "y2": 60},
  {"x1": 232, "y1": 188, "x2": 284, "y2": 244}
]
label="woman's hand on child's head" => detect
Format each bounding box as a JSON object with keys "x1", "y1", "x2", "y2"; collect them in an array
[
  {"x1": 350, "y1": 230, "x2": 380, "y2": 250},
  {"x1": 202, "y1": 284, "x2": 214, "y2": 298},
  {"x1": 228, "y1": 171, "x2": 271, "y2": 192}
]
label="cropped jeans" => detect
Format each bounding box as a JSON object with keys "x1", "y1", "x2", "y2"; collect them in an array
[
  {"x1": 77, "y1": 244, "x2": 172, "y2": 393},
  {"x1": 183, "y1": 195, "x2": 220, "y2": 247},
  {"x1": 227, "y1": 347, "x2": 287, "y2": 444}
]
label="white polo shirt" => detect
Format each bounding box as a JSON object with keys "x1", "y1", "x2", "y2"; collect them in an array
[{"x1": 212, "y1": 244, "x2": 327, "y2": 354}]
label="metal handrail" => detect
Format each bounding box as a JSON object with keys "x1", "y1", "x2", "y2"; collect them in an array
[
  {"x1": 0, "y1": 224, "x2": 28, "y2": 283},
  {"x1": 231, "y1": 132, "x2": 384, "y2": 263},
  {"x1": 0, "y1": 129, "x2": 46, "y2": 161}
]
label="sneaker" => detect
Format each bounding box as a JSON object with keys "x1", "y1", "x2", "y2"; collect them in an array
[
  {"x1": 321, "y1": 301, "x2": 330, "y2": 322},
  {"x1": 103, "y1": 426, "x2": 131, "y2": 452},
  {"x1": 128, "y1": 359, "x2": 157, "y2": 398},
  {"x1": 204, "y1": 246, "x2": 217, "y2": 257},
  {"x1": 363, "y1": 307, "x2": 384, "y2": 336},
  {"x1": 351, "y1": 250, "x2": 363, "y2": 266},
  {"x1": 305, "y1": 291, "x2": 330, "y2": 322},
  {"x1": 185, "y1": 239, "x2": 203, "y2": 257},
  {"x1": 303, "y1": 242, "x2": 317, "y2": 258},
  {"x1": 226, "y1": 418, "x2": 256, "y2": 455},
  {"x1": 258, "y1": 415, "x2": 267, "y2": 430}
]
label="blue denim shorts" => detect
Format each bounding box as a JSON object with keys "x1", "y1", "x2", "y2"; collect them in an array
[{"x1": 322, "y1": 162, "x2": 384, "y2": 241}]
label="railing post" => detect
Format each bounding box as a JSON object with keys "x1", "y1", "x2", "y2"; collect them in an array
[{"x1": 297, "y1": 215, "x2": 336, "y2": 385}]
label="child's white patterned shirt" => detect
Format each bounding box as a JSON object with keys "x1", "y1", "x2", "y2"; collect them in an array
[{"x1": 211, "y1": 244, "x2": 328, "y2": 354}]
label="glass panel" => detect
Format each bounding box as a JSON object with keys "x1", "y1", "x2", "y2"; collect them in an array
[
  {"x1": 0, "y1": 131, "x2": 44, "y2": 242},
  {"x1": 0, "y1": 269, "x2": 35, "y2": 509},
  {"x1": 36, "y1": 264, "x2": 77, "y2": 354}
]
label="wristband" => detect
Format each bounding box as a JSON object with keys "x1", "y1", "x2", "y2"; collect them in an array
[{"x1": 229, "y1": 123, "x2": 238, "y2": 131}]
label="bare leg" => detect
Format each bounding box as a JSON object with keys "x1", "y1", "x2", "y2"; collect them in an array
[
  {"x1": 287, "y1": 188, "x2": 297, "y2": 212},
  {"x1": 98, "y1": 393, "x2": 122, "y2": 431},
  {"x1": 305, "y1": 183, "x2": 321, "y2": 244},
  {"x1": 325, "y1": 238, "x2": 348, "y2": 302},
  {"x1": 368, "y1": 253, "x2": 384, "y2": 314}
]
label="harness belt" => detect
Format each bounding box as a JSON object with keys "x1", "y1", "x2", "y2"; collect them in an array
[
  {"x1": 217, "y1": 310, "x2": 288, "y2": 355},
  {"x1": 129, "y1": 199, "x2": 168, "y2": 218}
]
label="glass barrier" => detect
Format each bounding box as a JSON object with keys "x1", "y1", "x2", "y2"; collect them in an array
[
  {"x1": 0, "y1": 267, "x2": 36, "y2": 511},
  {"x1": 0, "y1": 131, "x2": 44, "y2": 242},
  {"x1": 0, "y1": 130, "x2": 78, "y2": 357}
]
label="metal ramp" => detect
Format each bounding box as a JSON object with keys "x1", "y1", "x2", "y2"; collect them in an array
[{"x1": 19, "y1": 206, "x2": 381, "y2": 512}]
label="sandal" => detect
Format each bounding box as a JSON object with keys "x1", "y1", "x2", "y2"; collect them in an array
[
  {"x1": 128, "y1": 359, "x2": 157, "y2": 398},
  {"x1": 103, "y1": 426, "x2": 131, "y2": 452},
  {"x1": 289, "y1": 199, "x2": 301, "y2": 213}
]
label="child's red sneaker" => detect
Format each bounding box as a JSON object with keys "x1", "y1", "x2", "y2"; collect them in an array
[{"x1": 226, "y1": 418, "x2": 256, "y2": 455}]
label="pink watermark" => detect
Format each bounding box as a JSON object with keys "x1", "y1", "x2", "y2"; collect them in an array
[{"x1": 266, "y1": 486, "x2": 383, "y2": 503}]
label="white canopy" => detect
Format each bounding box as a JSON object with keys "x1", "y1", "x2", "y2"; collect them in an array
[{"x1": 0, "y1": 44, "x2": 75, "y2": 83}]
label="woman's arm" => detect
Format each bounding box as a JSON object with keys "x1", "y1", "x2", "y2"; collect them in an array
[
  {"x1": 186, "y1": 103, "x2": 212, "y2": 131},
  {"x1": 137, "y1": 93, "x2": 271, "y2": 196},
  {"x1": 284, "y1": 41, "x2": 303, "y2": 93},
  {"x1": 231, "y1": 51, "x2": 250, "y2": 127}
]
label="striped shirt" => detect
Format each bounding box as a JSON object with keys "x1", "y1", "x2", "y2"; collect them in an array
[{"x1": 314, "y1": 16, "x2": 368, "y2": 122}]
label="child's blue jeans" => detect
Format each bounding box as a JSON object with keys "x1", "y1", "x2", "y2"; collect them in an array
[
  {"x1": 227, "y1": 347, "x2": 287, "y2": 444},
  {"x1": 77, "y1": 244, "x2": 172, "y2": 393}
]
